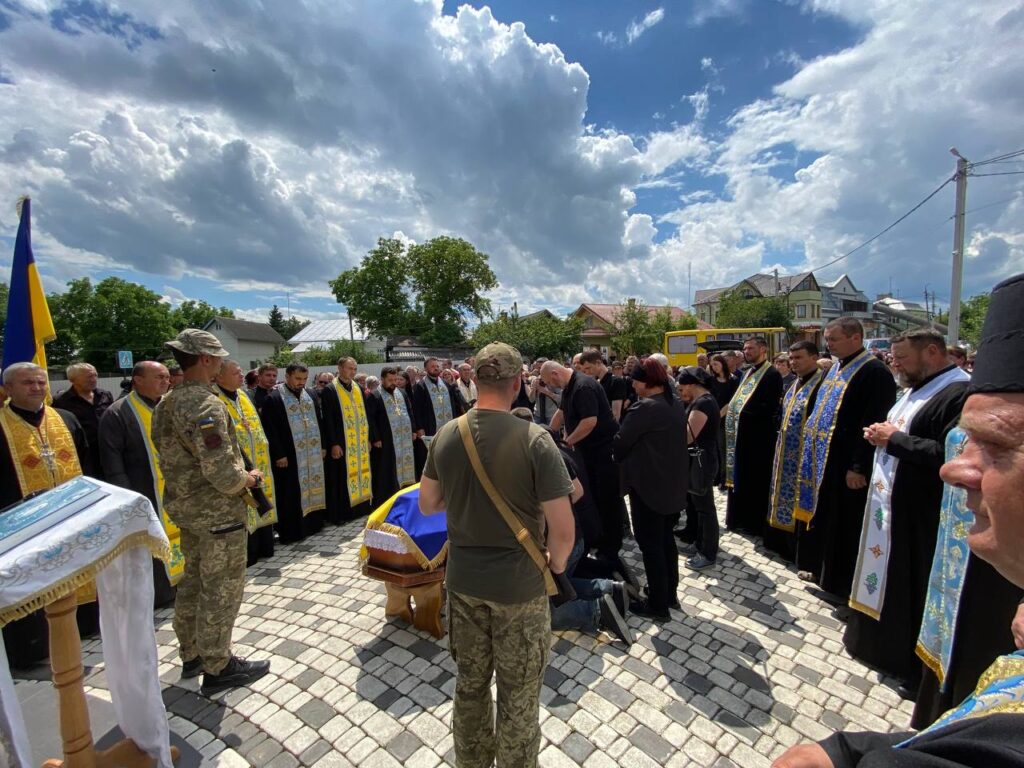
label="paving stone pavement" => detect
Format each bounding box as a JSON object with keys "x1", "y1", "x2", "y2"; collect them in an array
[{"x1": 17, "y1": 490, "x2": 917, "y2": 767}]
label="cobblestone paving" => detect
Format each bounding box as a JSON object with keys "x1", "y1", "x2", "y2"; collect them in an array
[{"x1": 19, "y1": 491, "x2": 916, "y2": 766}]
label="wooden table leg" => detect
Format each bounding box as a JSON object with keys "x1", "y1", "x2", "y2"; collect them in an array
[
  {"x1": 408, "y1": 583, "x2": 444, "y2": 639},
  {"x1": 384, "y1": 583, "x2": 414, "y2": 624},
  {"x1": 43, "y1": 593, "x2": 96, "y2": 768},
  {"x1": 41, "y1": 593, "x2": 179, "y2": 768}
]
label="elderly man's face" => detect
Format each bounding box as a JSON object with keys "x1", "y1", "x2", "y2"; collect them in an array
[
  {"x1": 7, "y1": 369, "x2": 49, "y2": 410},
  {"x1": 458, "y1": 364, "x2": 473, "y2": 382},
  {"x1": 941, "y1": 392, "x2": 1024, "y2": 587},
  {"x1": 73, "y1": 365, "x2": 98, "y2": 391}
]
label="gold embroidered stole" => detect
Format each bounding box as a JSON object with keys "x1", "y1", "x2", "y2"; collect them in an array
[
  {"x1": 218, "y1": 390, "x2": 278, "y2": 530},
  {"x1": 333, "y1": 381, "x2": 373, "y2": 506},
  {"x1": 0, "y1": 405, "x2": 95, "y2": 602},
  {"x1": 124, "y1": 392, "x2": 185, "y2": 585}
]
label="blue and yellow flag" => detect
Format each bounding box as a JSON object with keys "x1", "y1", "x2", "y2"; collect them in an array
[
  {"x1": 2, "y1": 198, "x2": 55, "y2": 371},
  {"x1": 360, "y1": 484, "x2": 448, "y2": 570}
]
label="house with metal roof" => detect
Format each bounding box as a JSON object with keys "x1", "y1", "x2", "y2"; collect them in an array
[
  {"x1": 203, "y1": 317, "x2": 286, "y2": 369},
  {"x1": 285, "y1": 319, "x2": 386, "y2": 357}
]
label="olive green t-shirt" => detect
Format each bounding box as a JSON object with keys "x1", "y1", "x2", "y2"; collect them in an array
[{"x1": 423, "y1": 409, "x2": 573, "y2": 603}]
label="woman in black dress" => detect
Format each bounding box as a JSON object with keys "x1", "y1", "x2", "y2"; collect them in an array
[{"x1": 677, "y1": 367, "x2": 722, "y2": 569}]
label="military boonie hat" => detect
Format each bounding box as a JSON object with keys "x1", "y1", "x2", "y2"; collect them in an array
[
  {"x1": 165, "y1": 329, "x2": 229, "y2": 357},
  {"x1": 474, "y1": 342, "x2": 523, "y2": 381}
]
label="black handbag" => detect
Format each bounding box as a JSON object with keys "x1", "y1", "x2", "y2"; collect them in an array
[{"x1": 687, "y1": 422, "x2": 710, "y2": 496}]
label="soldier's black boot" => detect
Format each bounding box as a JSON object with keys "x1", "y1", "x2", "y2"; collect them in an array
[
  {"x1": 200, "y1": 655, "x2": 270, "y2": 696},
  {"x1": 181, "y1": 657, "x2": 203, "y2": 679}
]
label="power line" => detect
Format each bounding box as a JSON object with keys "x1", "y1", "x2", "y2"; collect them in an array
[
  {"x1": 805, "y1": 175, "x2": 955, "y2": 273},
  {"x1": 969, "y1": 148, "x2": 1024, "y2": 168},
  {"x1": 969, "y1": 170, "x2": 1024, "y2": 177},
  {"x1": 944, "y1": 195, "x2": 1022, "y2": 221}
]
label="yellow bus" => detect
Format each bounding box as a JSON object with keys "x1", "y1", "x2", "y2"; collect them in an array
[{"x1": 664, "y1": 327, "x2": 789, "y2": 368}]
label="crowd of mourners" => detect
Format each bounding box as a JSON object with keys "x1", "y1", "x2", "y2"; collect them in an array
[{"x1": 3, "y1": 279, "x2": 1024, "y2": 768}]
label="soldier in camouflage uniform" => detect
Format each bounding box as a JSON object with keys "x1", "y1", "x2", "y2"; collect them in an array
[
  {"x1": 418, "y1": 343, "x2": 576, "y2": 768},
  {"x1": 152, "y1": 329, "x2": 271, "y2": 696}
]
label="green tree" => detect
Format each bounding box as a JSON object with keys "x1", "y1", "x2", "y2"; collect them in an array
[
  {"x1": 278, "y1": 316, "x2": 311, "y2": 342},
  {"x1": 330, "y1": 236, "x2": 497, "y2": 346},
  {"x1": 610, "y1": 299, "x2": 679, "y2": 357},
  {"x1": 469, "y1": 312, "x2": 583, "y2": 361},
  {"x1": 46, "y1": 277, "x2": 177, "y2": 371},
  {"x1": 299, "y1": 340, "x2": 383, "y2": 365},
  {"x1": 171, "y1": 300, "x2": 234, "y2": 331},
  {"x1": 268, "y1": 305, "x2": 285, "y2": 335},
  {"x1": 957, "y1": 293, "x2": 989, "y2": 346},
  {"x1": 47, "y1": 278, "x2": 95, "y2": 368},
  {"x1": 715, "y1": 290, "x2": 794, "y2": 332}
]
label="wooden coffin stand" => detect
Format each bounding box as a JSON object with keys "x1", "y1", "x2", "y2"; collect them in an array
[{"x1": 363, "y1": 546, "x2": 445, "y2": 639}]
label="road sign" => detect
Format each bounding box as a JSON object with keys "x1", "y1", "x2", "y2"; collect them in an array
[{"x1": 117, "y1": 350, "x2": 134, "y2": 370}]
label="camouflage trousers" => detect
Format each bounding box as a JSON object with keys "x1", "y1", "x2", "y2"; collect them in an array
[
  {"x1": 173, "y1": 522, "x2": 247, "y2": 675},
  {"x1": 448, "y1": 591, "x2": 550, "y2": 768}
]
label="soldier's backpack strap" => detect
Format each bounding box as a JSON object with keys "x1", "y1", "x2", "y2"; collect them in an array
[{"x1": 456, "y1": 415, "x2": 558, "y2": 597}]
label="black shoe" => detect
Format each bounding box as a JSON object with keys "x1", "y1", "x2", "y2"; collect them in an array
[
  {"x1": 200, "y1": 656, "x2": 271, "y2": 696},
  {"x1": 610, "y1": 581, "x2": 629, "y2": 618},
  {"x1": 896, "y1": 682, "x2": 919, "y2": 702},
  {"x1": 599, "y1": 594, "x2": 634, "y2": 646},
  {"x1": 678, "y1": 542, "x2": 698, "y2": 556},
  {"x1": 611, "y1": 557, "x2": 642, "y2": 594},
  {"x1": 642, "y1": 585, "x2": 681, "y2": 610},
  {"x1": 181, "y1": 657, "x2": 203, "y2": 679},
  {"x1": 832, "y1": 605, "x2": 853, "y2": 622},
  {"x1": 629, "y1": 599, "x2": 671, "y2": 622}
]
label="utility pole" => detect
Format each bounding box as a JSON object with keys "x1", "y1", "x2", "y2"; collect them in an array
[
  {"x1": 948, "y1": 148, "x2": 969, "y2": 344},
  {"x1": 687, "y1": 262, "x2": 692, "y2": 310}
]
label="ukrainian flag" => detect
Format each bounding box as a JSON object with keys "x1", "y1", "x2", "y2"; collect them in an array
[{"x1": 2, "y1": 198, "x2": 55, "y2": 371}]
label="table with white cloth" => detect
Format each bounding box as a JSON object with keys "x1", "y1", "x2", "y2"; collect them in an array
[{"x1": 0, "y1": 478, "x2": 177, "y2": 768}]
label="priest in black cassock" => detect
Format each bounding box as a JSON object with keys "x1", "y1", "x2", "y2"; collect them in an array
[
  {"x1": 842, "y1": 329, "x2": 969, "y2": 696},
  {"x1": 0, "y1": 362, "x2": 97, "y2": 668},
  {"x1": 772, "y1": 274, "x2": 1024, "y2": 768},
  {"x1": 98, "y1": 360, "x2": 178, "y2": 607},
  {"x1": 367, "y1": 366, "x2": 419, "y2": 505},
  {"x1": 794, "y1": 317, "x2": 897, "y2": 612},
  {"x1": 411, "y1": 357, "x2": 464, "y2": 478},
  {"x1": 319, "y1": 357, "x2": 375, "y2": 524},
  {"x1": 250, "y1": 363, "x2": 278, "y2": 412},
  {"x1": 723, "y1": 336, "x2": 783, "y2": 535},
  {"x1": 259, "y1": 363, "x2": 327, "y2": 544}
]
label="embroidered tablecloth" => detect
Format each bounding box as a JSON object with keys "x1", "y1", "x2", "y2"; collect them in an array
[{"x1": 0, "y1": 479, "x2": 172, "y2": 768}]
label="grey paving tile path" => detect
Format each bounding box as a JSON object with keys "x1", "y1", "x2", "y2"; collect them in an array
[{"x1": 16, "y1": 491, "x2": 915, "y2": 766}]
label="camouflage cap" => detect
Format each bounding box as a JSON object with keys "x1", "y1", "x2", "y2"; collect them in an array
[
  {"x1": 474, "y1": 342, "x2": 523, "y2": 381},
  {"x1": 165, "y1": 329, "x2": 229, "y2": 357}
]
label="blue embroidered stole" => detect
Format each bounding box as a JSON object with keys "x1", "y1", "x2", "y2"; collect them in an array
[
  {"x1": 278, "y1": 384, "x2": 326, "y2": 516},
  {"x1": 916, "y1": 427, "x2": 971, "y2": 689},
  {"x1": 424, "y1": 376, "x2": 453, "y2": 433},
  {"x1": 795, "y1": 350, "x2": 873, "y2": 523},
  {"x1": 769, "y1": 370, "x2": 822, "y2": 531},
  {"x1": 898, "y1": 650, "x2": 1024, "y2": 747},
  {"x1": 382, "y1": 388, "x2": 415, "y2": 488}
]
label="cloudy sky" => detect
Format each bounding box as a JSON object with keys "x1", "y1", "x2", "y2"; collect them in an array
[{"x1": 1, "y1": 0, "x2": 1022, "y2": 325}]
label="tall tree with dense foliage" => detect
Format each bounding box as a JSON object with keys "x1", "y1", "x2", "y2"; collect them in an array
[
  {"x1": 611, "y1": 299, "x2": 696, "y2": 357},
  {"x1": 940, "y1": 293, "x2": 989, "y2": 346},
  {"x1": 330, "y1": 236, "x2": 497, "y2": 346},
  {"x1": 171, "y1": 300, "x2": 234, "y2": 331},
  {"x1": 715, "y1": 290, "x2": 794, "y2": 332},
  {"x1": 469, "y1": 312, "x2": 584, "y2": 361},
  {"x1": 47, "y1": 277, "x2": 177, "y2": 369},
  {"x1": 268, "y1": 305, "x2": 286, "y2": 335}
]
